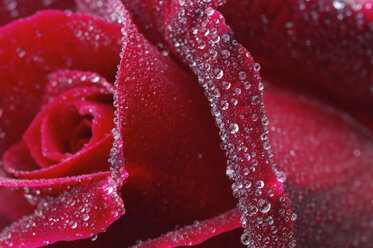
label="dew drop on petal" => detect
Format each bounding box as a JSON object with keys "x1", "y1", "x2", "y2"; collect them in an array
[{"x1": 258, "y1": 198, "x2": 271, "y2": 213}]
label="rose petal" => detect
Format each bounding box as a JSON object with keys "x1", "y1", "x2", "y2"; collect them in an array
[
  {"x1": 4, "y1": 87, "x2": 114, "y2": 179},
  {"x1": 0, "y1": 178, "x2": 124, "y2": 248},
  {"x1": 120, "y1": 0, "x2": 373, "y2": 247},
  {"x1": 0, "y1": 171, "x2": 110, "y2": 188},
  {"x1": 0, "y1": 10, "x2": 121, "y2": 156},
  {"x1": 130, "y1": 208, "x2": 241, "y2": 248},
  {"x1": 44, "y1": 70, "x2": 115, "y2": 103},
  {"x1": 110, "y1": 1, "x2": 238, "y2": 246},
  {"x1": 0, "y1": 8, "x2": 126, "y2": 248},
  {"x1": 221, "y1": 0, "x2": 373, "y2": 118},
  {"x1": 0, "y1": 0, "x2": 76, "y2": 26},
  {"x1": 0, "y1": 186, "x2": 34, "y2": 230},
  {"x1": 162, "y1": 2, "x2": 295, "y2": 246},
  {"x1": 264, "y1": 84, "x2": 373, "y2": 247}
]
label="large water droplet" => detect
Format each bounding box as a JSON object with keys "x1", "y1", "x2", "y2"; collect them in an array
[
  {"x1": 229, "y1": 123, "x2": 239, "y2": 134},
  {"x1": 258, "y1": 198, "x2": 271, "y2": 213}
]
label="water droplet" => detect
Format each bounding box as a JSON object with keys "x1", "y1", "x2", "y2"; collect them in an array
[
  {"x1": 220, "y1": 100, "x2": 229, "y2": 110},
  {"x1": 226, "y1": 166, "x2": 235, "y2": 178},
  {"x1": 90, "y1": 234, "x2": 98, "y2": 241},
  {"x1": 205, "y1": 7, "x2": 214, "y2": 16},
  {"x1": 240, "y1": 232, "x2": 251, "y2": 245},
  {"x1": 248, "y1": 205, "x2": 258, "y2": 216},
  {"x1": 251, "y1": 95, "x2": 260, "y2": 105},
  {"x1": 231, "y1": 98, "x2": 238, "y2": 106},
  {"x1": 92, "y1": 76, "x2": 100, "y2": 83},
  {"x1": 16, "y1": 47, "x2": 25, "y2": 58},
  {"x1": 256, "y1": 180, "x2": 264, "y2": 188},
  {"x1": 222, "y1": 81, "x2": 231, "y2": 90},
  {"x1": 291, "y1": 213, "x2": 297, "y2": 221},
  {"x1": 266, "y1": 216, "x2": 274, "y2": 225},
  {"x1": 214, "y1": 69, "x2": 223, "y2": 79},
  {"x1": 229, "y1": 123, "x2": 239, "y2": 134},
  {"x1": 82, "y1": 214, "x2": 90, "y2": 221},
  {"x1": 238, "y1": 71, "x2": 246, "y2": 80},
  {"x1": 261, "y1": 116, "x2": 269, "y2": 125},
  {"x1": 258, "y1": 198, "x2": 271, "y2": 213},
  {"x1": 276, "y1": 171, "x2": 287, "y2": 183},
  {"x1": 333, "y1": 0, "x2": 346, "y2": 9},
  {"x1": 222, "y1": 34, "x2": 230, "y2": 42},
  {"x1": 69, "y1": 221, "x2": 77, "y2": 229},
  {"x1": 254, "y1": 63, "x2": 261, "y2": 71}
]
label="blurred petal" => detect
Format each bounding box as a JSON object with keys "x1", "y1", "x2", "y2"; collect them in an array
[
  {"x1": 0, "y1": 0, "x2": 76, "y2": 26},
  {"x1": 221, "y1": 0, "x2": 373, "y2": 117}
]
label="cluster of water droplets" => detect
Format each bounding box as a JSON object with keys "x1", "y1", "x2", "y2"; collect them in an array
[
  {"x1": 0, "y1": 180, "x2": 124, "y2": 247},
  {"x1": 167, "y1": 2, "x2": 294, "y2": 247},
  {"x1": 79, "y1": 0, "x2": 129, "y2": 186}
]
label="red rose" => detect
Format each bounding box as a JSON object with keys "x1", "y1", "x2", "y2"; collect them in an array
[{"x1": 0, "y1": 0, "x2": 372, "y2": 248}]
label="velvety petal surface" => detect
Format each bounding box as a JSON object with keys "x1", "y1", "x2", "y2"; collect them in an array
[
  {"x1": 130, "y1": 208, "x2": 241, "y2": 248},
  {"x1": 221, "y1": 0, "x2": 373, "y2": 118},
  {"x1": 115, "y1": 0, "x2": 238, "y2": 246},
  {"x1": 0, "y1": 10, "x2": 121, "y2": 157},
  {"x1": 0, "y1": 0, "x2": 76, "y2": 26},
  {"x1": 0, "y1": 178, "x2": 124, "y2": 248},
  {"x1": 7, "y1": 89, "x2": 113, "y2": 178},
  {"x1": 265, "y1": 84, "x2": 373, "y2": 247},
  {"x1": 121, "y1": 0, "x2": 373, "y2": 247},
  {"x1": 1, "y1": 1, "x2": 372, "y2": 248},
  {"x1": 0, "y1": 10, "x2": 125, "y2": 247}
]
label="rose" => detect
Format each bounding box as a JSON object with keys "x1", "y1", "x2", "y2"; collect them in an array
[{"x1": 0, "y1": 1, "x2": 372, "y2": 248}]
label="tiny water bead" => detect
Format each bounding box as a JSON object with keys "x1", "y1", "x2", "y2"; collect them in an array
[
  {"x1": 68, "y1": 220, "x2": 78, "y2": 229},
  {"x1": 240, "y1": 232, "x2": 251, "y2": 245},
  {"x1": 222, "y1": 81, "x2": 231, "y2": 90},
  {"x1": 254, "y1": 63, "x2": 261, "y2": 72},
  {"x1": 214, "y1": 69, "x2": 224, "y2": 79}
]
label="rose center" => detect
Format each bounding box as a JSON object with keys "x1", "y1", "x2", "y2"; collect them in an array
[{"x1": 69, "y1": 116, "x2": 93, "y2": 154}]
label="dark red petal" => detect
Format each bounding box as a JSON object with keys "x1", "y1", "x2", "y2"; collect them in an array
[
  {"x1": 98, "y1": 0, "x2": 293, "y2": 246},
  {"x1": 3, "y1": 142, "x2": 40, "y2": 173},
  {"x1": 0, "y1": 0, "x2": 76, "y2": 26},
  {"x1": 0, "y1": 186, "x2": 34, "y2": 230},
  {"x1": 264, "y1": 84, "x2": 373, "y2": 247},
  {"x1": 130, "y1": 208, "x2": 241, "y2": 248},
  {"x1": 4, "y1": 136, "x2": 112, "y2": 179},
  {"x1": 0, "y1": 171, "x2": 110, "y2": 188},
  {"x1": 0, "y1": 178, "x2": 124, "y2": 248},
  {"x1": 163, "y1": 2, "x2": 296, "y2": 247},
  {"x1": 4, "y1": 87, "x2": 114, "y2": 179},
  {"x1": 69, "y1": 119, "x2": 92, "y2": 154},
  {"x1": 221, "y1": 0, "x2": 373, "y2": 117},
  {"x1": 44, "y1": 70, "x2": 115, "y2": 104},
  {"x1": 110, "y1": 1, "x2": 238, "y2": 246},
  {"x1": 120, "y1": 0, "x2": 373, "y2": 247},
  {"x1": 0, "y1": 10, "x2": 121, "y2": 156}
]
